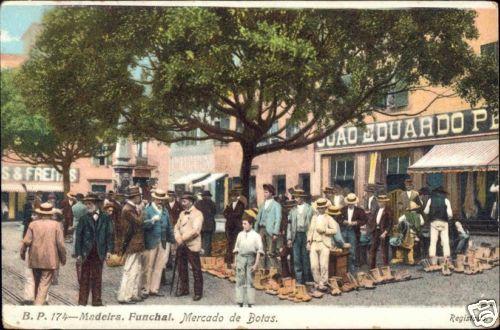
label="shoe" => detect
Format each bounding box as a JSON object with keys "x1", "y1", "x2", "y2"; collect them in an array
[
  {"x1": 394, "y1": 269, "x2": 411, "y2": 281},
  {"x1": 193, "y1": 295, "x2": 202, "y2": 301},
  {"x1": 22, "y1": 300, "x2": 34, "y2": 305},
  {"x1": 248, "y1": 304, "x2": 253, "y2": 308},
  {"x1": 253, "y1": 269, "x2": 267, "y2": 290},
  {"x1": 454, "y1": 255, "x2": 465, "y2": 273},
  {"x1": 131, "y1": 297, "x2": 144, "y2": 302},
  {"x1": 141, "y1": 292, "x2": 149, "y2": 299},
  {"x1": 295, "y1": 284, "x2": 312, "y2": 302},
  {"x1": 390, "y1": 258, "x2": 403, "y2": 265},
  {"x1": 310, "y1": 289, "x2": 324, "y2": 298},
  {"x1": 346, "y1": 273, "x2": 360, "y2": 290},
  {"x1": 150, "y1": 292, "x2": 165, "y2": 297},
  {"x1": 238, "y1": 303, "x2": 243, "y2": 307},
  {"x1": 92, "y1": 302, "x2": 105, "y2": 307},
  {"x1": 118, "y1": 300, "x2": 136, "y2": 304},
  {"x1": 356, "y1": 272, "x2": 375, "y2": 289},
  {"x1": 442, "y1": 262, "x2": 452, "y2": 276},
  {"x1": 287, "y1": 279, "x2": 298, "y2": 301},
  {"x1": 277, "y1": 277, "x2": 292, "y2": 300},
  {"x1": 175, "y1": 291, "x2": 189, "y2": 297}
]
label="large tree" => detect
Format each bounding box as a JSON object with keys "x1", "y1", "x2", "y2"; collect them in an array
[
  {"x1": 2, "y1": 8, "x2": 141, "y2": 193},
  {"x1": 103, "y1": 7, "x2": 496, "y2": 197}
]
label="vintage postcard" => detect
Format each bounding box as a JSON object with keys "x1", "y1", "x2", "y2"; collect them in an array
[{"x1": 1, "y1": 1, "x2": 499, "y2": 329}]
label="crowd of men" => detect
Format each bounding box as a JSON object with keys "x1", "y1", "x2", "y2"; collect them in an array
[{"x1": 19, "y1": 177, "x2": 475, "y2": 306}]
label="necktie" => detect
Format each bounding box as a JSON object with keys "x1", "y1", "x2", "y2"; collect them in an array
[{"x1": 184, "y1": 211, "x2": 191, "y2": 215}]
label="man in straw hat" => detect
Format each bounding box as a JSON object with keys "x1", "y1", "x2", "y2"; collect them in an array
[
  {"x1": 74, "y1": 193, "x2": 114, "y2": 306},
  {"x1": 20, "y1": 203, "x2": 66, "y2": 305},
  {"x1": 307, "y1": 198, "x2": 338, "y2": 295},
  {"x1": 195, "y1": 190, "x2": 217, "y2": 257},
  {"x1": 254, "y1": 184, "x2": 282, "y2": 271},
  {"x1": 340, "y1": 193, "x2": 368, "y2": 274},
  {"x1": 117, "y1": 186, "x2": 146, "y2": 304},
  {"x1": 174, "y1": 191, "x2": 204, "y2": 301},
  {"x1": 325, "y1": 205, "x2": 351, "y2": 250},
  {"x1": 424, "y1": 186, "x2": 453, "y2": 267},
  {"x1": 233, "y1": 208, "x2": 264, "y2": 307},
  {"x1": 141, "y1": 189, "x2": 174, "y2": 297},
  {"x1": 367, "y1": 194, "x2": 393, "y2": 269},
  {"x1": 396, "y1": 201, "x2": 424, "y2": 265},
  {"x1": 223, "y1": 185, "x2": 246, "y2": 267},
  {"x1": 286, "y1": 189, "x2": 314, "y2": 285}
]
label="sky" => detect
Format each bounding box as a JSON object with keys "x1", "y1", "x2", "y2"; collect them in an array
[{"x1": 0, "y1": 4, "x2": 52, "y2": 54}]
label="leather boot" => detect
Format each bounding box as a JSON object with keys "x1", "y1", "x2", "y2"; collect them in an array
[
  {"x1": 296, "y1": 284, "x2": 312, "y2": 302},
  {"x1": 391, "y1": 249, "x2": 404, "y2": 264},
  {"x1": 407, "y1": 248, "x2": 415, "y2": 265},
  {"x1": 442, "y1": 260, "x2": 452, "y2": 276},
  {"x1": 356, "y1": 272, "x2": 375, "y2": 289},
  {"x1": 287, "y1": 279, "x2": 297, "y2": 301},
  {"x1": 278, "y1": 277, "x2": 292, "y2": 300},
  {"x1": 369, "y1": 268, "x2": 384, "y2": 284},
  {"x1": 454, "y1": 255, "x2": 465, "y2": 273},
  {"x1": 380, "y1": 266, "x2": 395, "y2": 282},
  {"x1": 394, "y1": 269, "x2": 411, "y2": 281},
  {"x1": 421, "y1": 259, "x2": 432, "y2": 272},
  {"x1": 328, "y1": 277, "x2": 342, "y2": 296},
  {"x1": 253, "y1": 269, "x2": 266, "y2": 290},
  {"x1": 265, "y1": 277, "x2": 280, "y2": 295}
]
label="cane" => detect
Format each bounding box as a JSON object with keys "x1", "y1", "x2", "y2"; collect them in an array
[{"x1": 169, "y1": 248, "x2": 179, "y2": 295}]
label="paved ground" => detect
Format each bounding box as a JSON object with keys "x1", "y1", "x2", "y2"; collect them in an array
[{"x1": 2, "y1": 221, "x2": 499, "y2": 306}]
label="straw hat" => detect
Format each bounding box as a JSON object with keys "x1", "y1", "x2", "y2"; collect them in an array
[
  {"x1": 103, "y1": 202, "x2": 117, "y2": 211},
  {"x1": 315, "y1": 198, "x2": 329, "y2": 209},
  {"x1": 283, "y1": 199, "x2": 297, "y2": 210},
  {"x1": 407, "y1": 201, "x2": 420, "y2": 211},
  {"x1": 34, "y1": 202, "x2": 56, "y2": 216},
  {"x1": 292, "y1": 189, "x2": 307, "y2": 198},
  {"x1": 345, "y1": 193, "x2": 359, "y2": 205},
  {"x1": 326, "y1": 205, "x2": 342, "y2": 216},
  {"x1": 83, "y1": 193, "x2": 103, "y2": 203},
  {"x1": 243, "y1": 207, "x2": 259, "y2": 220},
  {"x1": 151, "y1": 189, "x2": 169, "y2": 200}
]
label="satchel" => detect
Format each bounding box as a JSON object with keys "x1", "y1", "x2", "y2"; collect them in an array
[{"x1": 106, "y1": 253, "x2": 126, "y2": 267}]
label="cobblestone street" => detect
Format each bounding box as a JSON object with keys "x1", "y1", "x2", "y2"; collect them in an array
[{"x1": 2, "y1": 222, "x2": 498, "y2": 307}]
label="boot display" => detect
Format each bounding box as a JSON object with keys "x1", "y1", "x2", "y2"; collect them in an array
[
  {"x1": 454, "y1": 255, "x2": 465, "y2": 273},
  {"x1": 287, "y1": 279, "x2": 298, "y2": 301},
  {"x1": 253, "y1": 269, "x2": 267, "y2": 290},
  {"x1": 356, "y1": 272, "x2": 375, "y2": 289},
  {"x1": 328, "y1": 277, "x2": 342, "y2": 296},
  {"x1": 265, "y1": 276, "x2": 281, "y2": 295},
  {"x1": 369, "y1": 268, "x2": 385, "y2": 284},
  {"x1": 278, "y1": 277, "x2": 292, "y2": 300},
  {"x1": 380, "y1": 266, "x2": 395, "y2": 282},
  {"x1": 295, "y1": 284, "x2": 312, "y2": 302}
]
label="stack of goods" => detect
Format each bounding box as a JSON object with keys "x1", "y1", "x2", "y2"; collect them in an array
[
  {"x1": 200, "y1": 256, "x2": 235, "y2": 282},
  {"x1": 421, "y1": 245, "x2": 499, "y2": 276}
]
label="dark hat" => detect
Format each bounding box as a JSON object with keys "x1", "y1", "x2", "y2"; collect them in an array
[
  {"x1": 83, "y1": 192, "x2": 103, "y2": 203},
  {"x1": 432, "y1": 186, "x2": 448, "y2": 195},
  {"x1": 125, "y1": 186, "x2": 141, "y2": 198},
  {"x1": 167, "y1": 190, "x2": 176, "y2": 196},
  {"x1": 75, "y1": 193, "x2": 84, "y2": 200},
  {"x1": 180, "y1": 191, "x2": 196, "y2": 202},
  {"x1": 377, "y1": 194, "x2": 390, "y2": 202},
  {"x1": 263, "y1": 184, "x2": 275, "y2": 195},
  {"x1": 404, "y1": 178, "x2": 414, "y2": 184},
  {"x1": 48, "y1": 192, "x2": 56, "y2": 199},
  {"x1": 231, "y1": 184, "x2": 243, "y2": 192},
  {"x1": 202, "y1": 190, "x2": 212, "y2": 197},
  {"x1": 419, "y1": 187, "x2": 430, "y2": 195},
  {"x1": 365, "y1": 184, "x2": 376, "y2": 193},
  {"x1": 323, "y1": 186, "x2": 334, "y2": 193}
]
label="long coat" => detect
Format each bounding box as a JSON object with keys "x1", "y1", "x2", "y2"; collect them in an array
[
  {"x1": 287, "y1": 203, "x2": 314, "y2": 242},
  {"x1": 74, "y1": 211, "x2": 114, "y2": 261},
  {"x1": 21, "y1": 219, "x2": 67, "y2": 269},
  {"x1": 174, "y1": 206, "x2": 204, "y2": 252},
  {"x1": 119, "y1": 202, "x2": 145, "y2": 254},
  {"x1": 223, "y1": 200, "x2": 245, "y2": 236},
  {"x1": 59, "y1": 198, "x2": 74, "y2": 228},
  {"x1": 195, "y1": 199, "x2": 217, "y2": 233},
  {"x1": 340, "y1": 206, "x2": 368, "y2": 240},
  {"x1": 367, "y1": 207, "x2": 393, "y2": 235},
  {"x1": 143, "y1": 203, "x2": 174, "y2": 250}
]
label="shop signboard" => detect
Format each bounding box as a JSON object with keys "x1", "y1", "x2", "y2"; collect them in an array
[{"x1": 1, "y1": 165, "x2": 79, "y2": 183}]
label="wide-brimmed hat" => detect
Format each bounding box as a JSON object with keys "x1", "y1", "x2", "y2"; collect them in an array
[
  {"x1": 180, "y1": 191, "x2": 196, "y2": 202},
  {"x1": 326, "y1": 205, "x2": 341, "y2": 216},
  {"x1": 315, "y1": 198, "x2": 329, "y2": 209},
  {"x1": 34, "y1": 202, "x2": 56, "y2": 215},
  {"x1": 365, "y1": 184, "x2": 376, "y2": 193},
  {"x1": 66, "y1": 191, "x2": 77, "y2": 199},
  {"x1": 243, "y1": 207, "x2": 259, "y2": 221},
  {"x1": 231, "y1": 184, "x2": 243, "y2": 193},
  {"x1": 167, "y1": 190, "x2": 176, "y2": 196},
  {"x1": 377, "y1": 194, "x2": 390, "y2": 202},
  {"x1": 103, "y1": 202, "x2": 117, "y2": 211},
  {"x1": 125, "y1": 186, "x2": 141, "y2": 198},
  {"x1": 83, "y1": 193, "x2": 103, "y2": 203},
  {"x1": 432, "y1": 186, "x2": 448, "y2": 195},
  {"x1": 323, "y1": 186, "x2": 334, "y2": 194},
  {"x1": 263, "y1": 184, "x2": 275, "y2": 195},
  {"x1": 404, "y1": 178, "x2": 414, "y2": 184},
  {"x1": 345, "y1": 193, "x2": 359, "y2": 205},
  {"x1": 75, "y1": 193, "x2": 84, "y2": 200},
  {"x1": 407, "y1": 201, "x2": 420, "y2": 211},
  {"x1": 151, "y1": 189, "x2": 169, "y2": 200},
  {"x1": 202, "y1": 190, "x2": 212, "y2": 197},
  {"x1": 292, "y1": 188, "x2": 307, "y2": 198}
]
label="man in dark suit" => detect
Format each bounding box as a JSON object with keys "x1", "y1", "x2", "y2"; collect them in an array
[
  {"x1": 340, "y1": 193, "x2": 368, "y2": 274},
  {"x1": 195, "y1": 190, "x2": 217, "y2": 256},
  {"x1": 165, "y1": 190, "x2": 183, "y2": 226},
  {"x1": 367, "y1": 194, "x2": 393, "y2": 269},
  {"x1": 223, "y1": 187, "x2": 245, "y2": 266},
  {"x1": 60, "y1": 192, "x2": 76, "y2": 243}
]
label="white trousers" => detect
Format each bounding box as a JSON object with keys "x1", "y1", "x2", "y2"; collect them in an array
[
  {"x1": 117, "y1": 252, "x2": 144, "y2": 302},
  {"x1": 309, "y1": 242, "x2": 330, "y2": 288},
  {"x1": 142, "y1": 242, "x2": 170, "y2": 294},
  {"x1": 429, "y1": 220, "x2": 450, "y2": 257},
  {"x1": 23, "y1": 259, "x2": 35, "y2": 302}
]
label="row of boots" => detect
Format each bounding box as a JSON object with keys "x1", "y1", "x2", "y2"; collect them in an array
[{"x1": 200, "y1": 257, "x2": 236, "y2": 282}]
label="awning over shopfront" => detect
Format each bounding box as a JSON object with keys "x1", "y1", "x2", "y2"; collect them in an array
[
  {"x1": 1, "y1": 182, "x2": 64, "y2": 192},
  {"x1": 172, "y1": 173, "x2": 210, "y2": 185},
  {"x1": 192, "y1": 173, "x2": 227, "y2": 187},
  {"x1": 408, "y1": 140, "x2": 499, "y2": 173}
]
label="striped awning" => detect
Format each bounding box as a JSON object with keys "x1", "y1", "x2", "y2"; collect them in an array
[
  {"x1": 172, "y1": 173, "x2": 209, "y2": 185},
  {"x1": 192, "y1": 173, "x2": 227, "y2": 187},
  {"x1": 1, "y1": 182, "x2": 64, "y2": 192},
  {"x1": 408, "y1": 139, "x2": 499, "y2": 173}
]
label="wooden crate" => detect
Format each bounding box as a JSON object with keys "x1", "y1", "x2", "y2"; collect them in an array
[{"x1": 328, "y1": 250, "x2": 349, "y2": 278}]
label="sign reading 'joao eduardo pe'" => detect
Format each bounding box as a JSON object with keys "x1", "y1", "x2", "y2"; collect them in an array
[{"x1": 316, "y1": 108, "x2": 498, "y2": 150}]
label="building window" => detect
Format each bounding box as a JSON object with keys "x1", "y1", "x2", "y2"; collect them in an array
[
  {"x1": 175, "y1": 129, "x2": 204, "y2": 146},
  {"x1": 386, "y1": 155, "x2": 410, "y2": 175},
  {"x1": 214, "y1": 117, "x2": 230, "y2": 146},
  {"x1": 299, "y1": 173, "x2": 311, "y2": 201},
  {"x1": 92, "y1": 144, "x2": 112, "y2": 166},
  {"x1": 330, "y1": 156, "x2": 355, "y2": 193},
  {"x1": 272, "y1": 175, "x2": 286, "y2": 197},
  {"x1": 136, "y1": 142, "x2": 147, "y2": 158},
  {"x1": 258, "y1": 120, "x2": 280, "y2": 146},
  {"x1": 374, "y1": 79, "x2": 409, "y2": 111},
  {"x1": 286, "y1": 120, "x2": 300, "y2": 139},
  {"x1": 91, "y1": 184, "x2": 107, "y2": 193}
]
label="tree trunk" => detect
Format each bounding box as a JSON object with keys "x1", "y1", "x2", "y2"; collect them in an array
[
  {"x1": 62, "y1": 164, "x2": 71, "y2": 195},
  {"x1": 239, "y1": 144, "x2": 256, "y2": 202}
]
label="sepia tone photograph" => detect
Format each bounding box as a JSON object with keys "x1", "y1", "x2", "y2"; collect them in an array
[{"x1": 1, "y1": 1, "x2": 498, "y2": 329}]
